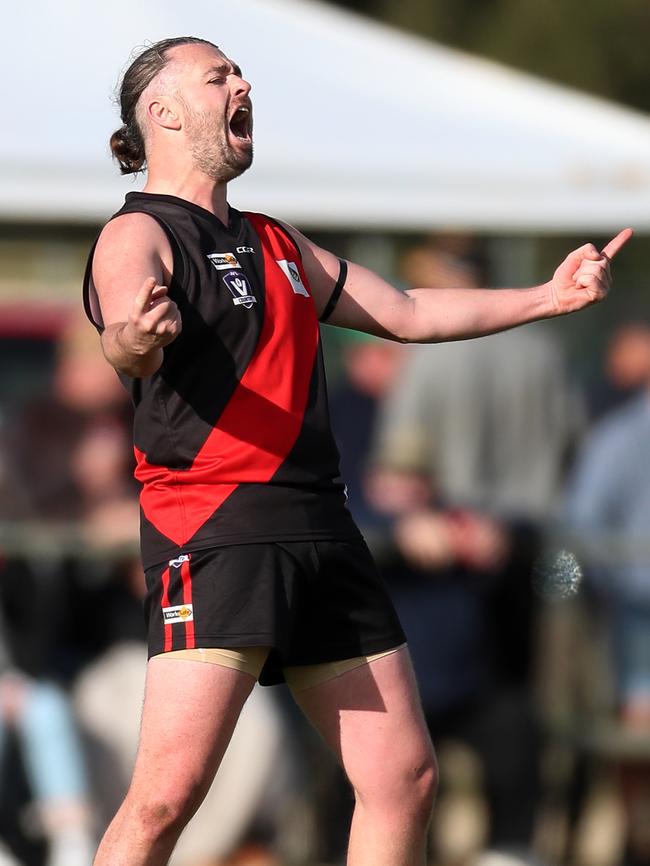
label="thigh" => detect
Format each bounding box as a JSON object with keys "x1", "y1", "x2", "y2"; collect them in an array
[
  {"x1": 170, "y1": 685, "x2": 286, "y2": 865},
  {"x1": 127, "y1": 655, "x2": 256, "y2": 804},
  {"x1": 293, "y1": 645, "x2": 435, "y2": 790}
]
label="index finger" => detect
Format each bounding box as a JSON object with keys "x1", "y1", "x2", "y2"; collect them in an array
[{"x1": 601, "y1": 227, "x2": 634, "y2": 261}]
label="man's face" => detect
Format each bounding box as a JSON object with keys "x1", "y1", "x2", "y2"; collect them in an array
[{"x1": 164, "y1": 42, "x2": 253, "y2": 183}]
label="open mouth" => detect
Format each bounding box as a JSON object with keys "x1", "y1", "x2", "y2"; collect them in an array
[{"x1": 229, "y1": 105, "x2": 252, "y2": 142}]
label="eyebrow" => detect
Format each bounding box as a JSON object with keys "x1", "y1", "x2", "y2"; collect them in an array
[{"x1": 206, "y1": 61, "x2": 243, "y2": 78}]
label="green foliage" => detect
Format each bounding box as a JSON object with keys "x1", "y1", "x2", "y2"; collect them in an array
[{"x1": 330, "y1": 0, "x2": 650, "y2": 112}]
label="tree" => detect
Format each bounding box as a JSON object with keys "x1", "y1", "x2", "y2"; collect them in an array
[{"x1": 329, "y1": 0, "x2": 650, "y2": 113}]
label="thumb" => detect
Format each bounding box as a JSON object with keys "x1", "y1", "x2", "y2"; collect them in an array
[{"x1": 133, "y1": 277, "x2": 165, "y2": 314}]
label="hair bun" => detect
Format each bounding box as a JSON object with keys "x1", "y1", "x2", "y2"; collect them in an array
[{"x1": 110, "y1": 124, "x2": 145, "y2": 175}]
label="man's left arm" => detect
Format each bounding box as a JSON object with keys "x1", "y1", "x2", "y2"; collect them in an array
[{"x1": 286, "y1": 225, "x2": 632, "y2": 342}]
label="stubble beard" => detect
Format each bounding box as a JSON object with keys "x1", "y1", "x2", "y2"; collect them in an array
[{"x1": 185, "y1": 107, "x2": 253, "y2": 183}]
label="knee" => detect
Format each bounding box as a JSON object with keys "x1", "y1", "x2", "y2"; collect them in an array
[
  {"x1": 408, "y1": 750, "x2": 438, "y2": 820},
  {"x1": 125, "y1": 782, "x2": 204, "y2": 844},
  {"x1": 356, "y1": 745, "x2": 438, "y2": 822}
]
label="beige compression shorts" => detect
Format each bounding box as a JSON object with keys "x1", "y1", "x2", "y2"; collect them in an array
[{"x1": 156, "y1": 644, "x2": 406, "y2": 691}]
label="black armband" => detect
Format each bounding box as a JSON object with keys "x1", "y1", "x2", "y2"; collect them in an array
[{"x1": 319, "y1": 259, "x2": 348, "y2": 322}]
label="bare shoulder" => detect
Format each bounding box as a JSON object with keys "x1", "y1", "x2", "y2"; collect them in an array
[
  {"x1": 94, "y1": 212, "x2": 172, "y2": 279},
  {"x1": 276, "y1": 220, "x2": 331, "y2": 265},
  {"x1": 92, "y1": 212, "x2": 172, "y2": 326}
]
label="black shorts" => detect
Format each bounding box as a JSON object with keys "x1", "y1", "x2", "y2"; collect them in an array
[{"x1": 143, "y1": 538, "x2": 405, "y2": 686}]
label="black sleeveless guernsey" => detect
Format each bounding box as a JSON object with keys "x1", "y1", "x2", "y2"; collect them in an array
[{"x1": 83, "y1": 192, "x2": 361, "y2": 570}]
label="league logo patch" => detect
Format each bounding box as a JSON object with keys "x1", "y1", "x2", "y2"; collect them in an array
[
  {"x1": 222, "y1": 271, "x2": 257, "y2": 309},
  {"x1": 276, "y1": 259, "x2": 310, "y2": 297},
  {"x1": 207, "y1": 252, "x2": 241, "y2": 270}
]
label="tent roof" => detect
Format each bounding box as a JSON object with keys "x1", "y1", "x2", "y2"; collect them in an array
[{"x1": 3, "y1": 0, "x2": 650, "y2": 231}]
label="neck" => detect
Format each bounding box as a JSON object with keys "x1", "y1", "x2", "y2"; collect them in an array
[{"x1": 143, "y1": 163, "x2": 230, "y2": 224}]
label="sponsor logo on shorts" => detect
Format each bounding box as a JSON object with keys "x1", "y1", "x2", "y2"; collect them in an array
[
  {"x1": 162, "y1": 604, "x2": 194, "y2": 624},
  {"x1": 169, "y1": 554, "x2": 191, "y2": 568},
  {"x1": 222, "y1": 271, "x2": 257, "y2": 309},
  {"x1": 207, "y1": 252, "x2": 241, "y2": 270},
  {"x1": 276, "y1": 259, "x2": 309, "y2": 297}
]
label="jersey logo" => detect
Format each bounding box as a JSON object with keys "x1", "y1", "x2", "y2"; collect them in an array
[
  {"x1": 162, "y1": 604, "x2": 194, "y2": 624},
  {"x1": 276, "y1": 259, "x2": 310, "y2": 297},
  {"x1": 207, "y1": 252, "x2": 241, "y2": 270},
  {"x1": 236, "y1": 246, "x2": 255, "y2": 254},
  {"x1": 169, "y1": 554, "x2": 191, "y2": 568},
  {"x1": 222, "y1": 271, "x2": 257, "y2": 309}
]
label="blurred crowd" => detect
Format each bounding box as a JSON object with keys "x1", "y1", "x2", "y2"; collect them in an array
[{"x1": 0, "y1": 237, "x2": 648, "y2": 866}]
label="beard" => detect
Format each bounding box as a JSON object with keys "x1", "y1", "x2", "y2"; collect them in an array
[{"x1": 184, "y1": 105, "x2": 253, "y2": 183}]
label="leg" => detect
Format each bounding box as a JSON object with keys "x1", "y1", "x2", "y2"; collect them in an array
[
  {"x1": 292, "y1": 646, "x2": 437, "y2": 866},
  {"x1": 20, "y1": 680, "x2": 89, "y2": 802},
  {"x1": 93, "y1": 655, "x2": 256, "y2": 866},
  {"x1": 170, "y1": 685, "x2": 286, "y2": 865},
  {"x1": 465, "y1": 689, "x2": 540, "y2": 851},
  {"x1": 18, "y1": 680, "x2": 95, "y2": 866}
]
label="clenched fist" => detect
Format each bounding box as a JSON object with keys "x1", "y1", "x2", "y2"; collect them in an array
[
  {"x1": 124, "y1": 276, "x2": 182, "y2": 354},
  {"x1": 100, "y1": 277, "x2": 183, "y2": 378}
]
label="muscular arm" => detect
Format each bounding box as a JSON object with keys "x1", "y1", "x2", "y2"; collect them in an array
[
  {"x1": 92, "y1": 213, "x2": 181, "y2": 377},
  {"x1": 286, "y1": 224, "x2": 632, "y2": 342}
]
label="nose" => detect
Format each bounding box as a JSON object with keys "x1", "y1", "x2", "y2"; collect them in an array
[{"x1": 231, "y1": 74, "x2": 252, "y2": 98}]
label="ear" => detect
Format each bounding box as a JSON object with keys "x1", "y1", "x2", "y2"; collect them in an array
[{"x1": 147, "y1": 99, "x2": 181, "y2": 132}]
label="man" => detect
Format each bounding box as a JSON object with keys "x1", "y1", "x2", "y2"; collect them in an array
[
  {"x1": 83, "y1": 36, "x2": 630, "y2": 866},
  {"x1": 564, "y1": 338, "x2": 650, "y2": 866}
]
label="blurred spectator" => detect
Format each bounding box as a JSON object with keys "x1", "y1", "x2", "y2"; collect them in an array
[
  {"x1": 373, "y1": 237, "x2": 583, "y2": 523},
  {"x1": 566, "y1": 371, "x2": 650, "y2": 725},
  {"x1": 565, "y1": 355, "x2": 650, "y2": 866},
  {"x1": 0, "y1": 311, "x2": 138, "y2": 683},
  {"x1": 366, "y1": 236, "x2": 584, "y2": 861},
  {"x1": 1, "y1": 311, "x2": 136, "y2": 528},
  {"x1": 0, "y1": 312, "x2": 138, "y2": 866},
  {"x1": 328, "y1": 329, "x2": 409, "y2": 535},
  {"x1": 587, "y1": 320, "x2": 650, "y2": 421},
  {"x1": 0, "y1": 658, "x2": 94, "y2": 866}
]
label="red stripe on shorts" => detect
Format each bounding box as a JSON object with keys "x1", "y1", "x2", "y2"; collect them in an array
[
  {"x1": 160, "y1": 566, "x2": 173, "y2": 652},
  {"x1": 180, "y1": 557, "x2": 195, "y2": 649}
]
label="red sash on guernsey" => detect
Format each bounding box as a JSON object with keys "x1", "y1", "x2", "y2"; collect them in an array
[{"x1": 134, "y1": 215, "x2": 320, "y2": 547}]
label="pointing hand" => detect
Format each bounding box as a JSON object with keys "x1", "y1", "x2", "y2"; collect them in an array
[{"x1": 549, "y1": 228, "x2": 633, "y2": 315}]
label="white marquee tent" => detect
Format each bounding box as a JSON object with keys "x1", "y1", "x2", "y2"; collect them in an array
[{"x1": 2, "y1": 0, "x2": 650, "y2": 231}]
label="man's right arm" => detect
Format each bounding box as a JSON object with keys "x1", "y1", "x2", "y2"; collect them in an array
[{"x1": 92, "y1": 213, "x2": 181, "y2": 378}]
